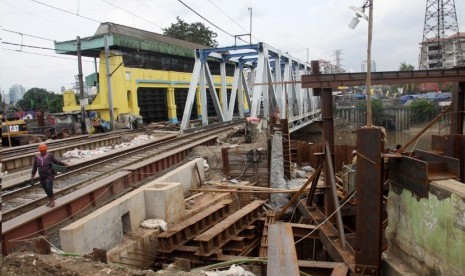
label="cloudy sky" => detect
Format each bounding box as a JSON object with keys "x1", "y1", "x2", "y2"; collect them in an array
[{"x1": 1, "y1": 0, "x2": 464, "y2": 93}]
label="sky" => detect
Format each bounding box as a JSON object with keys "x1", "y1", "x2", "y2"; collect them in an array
[{"x1": 1, "y1": 0, "x2": 464, "y2": 94}]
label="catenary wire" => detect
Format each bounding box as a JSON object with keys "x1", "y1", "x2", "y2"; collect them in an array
[
  {"x1": 2, "y1": 28, "x2": 55, "y2": 42},
  {"x1": 30, "y1": 0, "x2": 101, "y2": 24},
  {"x1": 177, "y1": 0, "x2": 248, "y2": 44},
  {"x1": 206, "y1": 0, "x2": 262, "y2": 42},
  {"x1": 100, "y1": 0, "x2": 164, "y2": 30}
]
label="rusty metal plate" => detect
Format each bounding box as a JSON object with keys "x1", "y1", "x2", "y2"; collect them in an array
[{"x1": 267, "y1": 223, "x2": 299, "y2": 276}]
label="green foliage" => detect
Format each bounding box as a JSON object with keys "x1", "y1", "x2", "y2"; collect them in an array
[
  {"x1": 410, "y1": 99, "x2": 440, "y2": 123},
  {"x1": 356, "y1": 99, "x2": 384, "y2": 124},
  {"x1": 163, "y1": 17, "x2": 218, "y2": 47},
  {"x1": 16, "y1": 87, "x2": 63, "y2": 113},
  {"x1": 398, "y1": 62, "x2": 415, "y2": 93}
]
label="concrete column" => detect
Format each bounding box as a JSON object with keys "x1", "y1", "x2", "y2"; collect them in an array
[
  {"x1": 195, "y1": 87, "x2": 202, "y2": 119},
  {"x1": 166, "y1": 87, "x2": 177, "y2": 123}
]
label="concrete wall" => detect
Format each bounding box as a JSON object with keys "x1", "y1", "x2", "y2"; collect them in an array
[
  {"x1": 60, "y1": 189, "x2": 146, "y2": 254},
  {"x1": 60, "y1": 158, "x2": 204, "y2": 254},
  {"x1": 385, "y1": 179, "x2": 465, "y2": 275}
]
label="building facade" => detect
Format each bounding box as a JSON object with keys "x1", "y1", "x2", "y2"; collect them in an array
[
  {"x1": 55, "y1": 23, "x2": 241, "y2": 124},
  {"x1": 8, "y1": 84, "x2": 26, "y2": 105},
  {"x1": 361, "y1": 60, "x2": 377, "y2": 73},
  {"x1": 419, "y1": 32, "x2": 465, "y2": 69}
]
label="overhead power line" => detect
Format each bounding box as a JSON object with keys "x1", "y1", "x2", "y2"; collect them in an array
[
  {"x1": 207, "y1": 0, "x2": 248, "y2": 33},
  {"x1": 2, "y1": 28, "x2": 55, "y2": 42},
  {"x1": 1, "y1": 47, "x2": 94, "y2": 63},
  {"x1": 101, "y1": 0, "x2": 163, "y2": 30},
  {"x1": 2, "y1": 41, "x2": 70, "y2": 52},
  {"x1": 30, "y1": 0, "x2": 101, "y2": 24},
  {"x1": 177, "y1": 0, "x2": 247, "y2": 43}
]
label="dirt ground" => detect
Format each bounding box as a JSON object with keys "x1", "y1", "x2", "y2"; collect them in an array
[{"x1": 1, "y1": 252, "x2": 206, "y2": 276}]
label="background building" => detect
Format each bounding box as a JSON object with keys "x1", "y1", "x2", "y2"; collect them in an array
[
  {"x1": 361, "y1": 60, "x2": 377, "y2": 73},
  {"x1": 8, "y1": 84, "x2": 26, "y2": 105},
  {"x1": 419, "y1": 33, "x2": 465, "y2": 69}
]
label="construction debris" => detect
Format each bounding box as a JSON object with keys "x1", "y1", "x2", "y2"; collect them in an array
[{"x1": 62, "y1": 134, "x2": 155, "y2": 160}]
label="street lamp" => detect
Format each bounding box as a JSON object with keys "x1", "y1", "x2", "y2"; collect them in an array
[{"x1": 349, "y1": 0, "x2": 374, "y2": 127}]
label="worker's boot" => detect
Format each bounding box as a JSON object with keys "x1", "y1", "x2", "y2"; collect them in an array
[{"x1": 49, "y1": 198, "x2": 55, "y2": 207}]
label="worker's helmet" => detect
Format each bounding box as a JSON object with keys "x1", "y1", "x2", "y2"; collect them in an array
[
  {"x1": 352, "y1": 150, "x2": 357, "y2": 155},
  {"x1": 38, "y1": 143, "x2": 48, "y2": 151}
]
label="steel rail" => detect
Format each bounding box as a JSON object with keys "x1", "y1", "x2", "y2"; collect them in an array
[{"x1": 2, "y1": 121, "x2": 243, "y2": 220}]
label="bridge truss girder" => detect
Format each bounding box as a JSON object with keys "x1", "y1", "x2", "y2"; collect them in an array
[{"x1": 180, "y1": 43, "x2": 321, "y2": 133}]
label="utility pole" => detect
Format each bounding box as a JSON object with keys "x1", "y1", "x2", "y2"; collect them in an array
[
  {"x1": 104, "y1": 35, "x2": 115, "y2": 130},
  {"x1": 76, "y1": 36, "x2": 87, "y2": 134},
  {"x1": 365, "y1": 0, "x2": 373, "y2": 127}
]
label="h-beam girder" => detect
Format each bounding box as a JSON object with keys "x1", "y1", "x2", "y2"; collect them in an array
[
  {"x1": 194, "y1": 200, "x2": 266, "y2": 257},
  {"x1": 156, "y1": 199, "x2": 232, "y2": 253}
]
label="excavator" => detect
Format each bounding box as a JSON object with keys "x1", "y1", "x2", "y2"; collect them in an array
[{"x1": 1, "y1": 113, "x2": 28, "y2": 147}]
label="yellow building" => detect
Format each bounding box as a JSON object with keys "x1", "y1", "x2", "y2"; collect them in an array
[{"x1": 56, "y1": 22, "x2": 242, "y2": 124}]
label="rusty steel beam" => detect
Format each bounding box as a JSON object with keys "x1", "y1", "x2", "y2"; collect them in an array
[
  {"x1": 302, "y1": 67, "x2": 465, "y2": 88},
  {"x1": 355, "y1": 128, "x2": 384, "y2": 275},
  {"x1": 259, "y1": 210, "x2": 276, "y2": 257},
  {"x1": 267, "y1": 223, "x2": 300, "y2": 276},
  {"x1": 450, "y1": 81, "x2": 464, "y2": 135},
  {"x1": 222, "y1": 148, "x2": 230, "y2": 178},
  {"x1": 194, "y1": 200, "x2": 266, "y2": 257},
  {"x1": 440, "y1": 134, "x2": 465, "y2": 183},
  {"x1": 297, "y1": 260, "x2": 349, "y2": 275},
  {"x1": 156, "y1": 199, "x2": 233, "y2": 253},
  {"x1": 290, "y1": 223, "x2": 318, "y2": 239},
  {"x1": 389, "y1": 149, "x2": 460, "y2": 198},
  {"x1": 311, "y1": 61, "x2": 337, "y2": 219},
  {"x1": 306, "y1": 204, "x2": 355, "y2": 271},
  {"x1": 281, "y1": 118, "x2": 292, "y2": 180}
]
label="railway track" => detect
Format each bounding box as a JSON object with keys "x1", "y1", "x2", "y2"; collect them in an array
[
  {"x1": 1, "y1": 129, "x2": 144, "y2": 172},
  {"x1": 1, "y1": 121, "x2": 243, "y2": 221}
]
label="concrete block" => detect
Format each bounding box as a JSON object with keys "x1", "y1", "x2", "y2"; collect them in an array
[
  {"x1": 154, "y1": 158, "x2": 204, "y2": 196},
  {"x1": 144, "y1": 182, "x2": 184, "y2": 224}
]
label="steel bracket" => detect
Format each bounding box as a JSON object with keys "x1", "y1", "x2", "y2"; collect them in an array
[{"x1": 389, "y1": 149, "x2": 459, "y2": 198}]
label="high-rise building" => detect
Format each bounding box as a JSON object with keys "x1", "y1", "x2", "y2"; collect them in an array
[
  {"x1": 361, "y1": 60, "x2": 376, "y2": 72},
  {"x1": 8, "y1": 84, "x2": 26, "y2": 105}
]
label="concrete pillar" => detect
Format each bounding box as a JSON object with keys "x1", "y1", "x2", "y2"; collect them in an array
[
  {"x1": 196, "y1": 87, "x2": 202, "y2": 119},
  {"x1": 166, "y1": 87, "x2": 177, "y2": 123}
]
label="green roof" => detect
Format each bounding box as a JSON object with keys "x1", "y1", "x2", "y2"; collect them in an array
[{"x1": 55, "y1": 22, "x2": 209, "y2": 58}]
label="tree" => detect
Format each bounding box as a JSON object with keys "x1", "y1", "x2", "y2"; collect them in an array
[
  {"x1": 163, "y1": 17, "x2": 218, "y2": 47},
  {"x1": 16, "y1": 88, "x2": 63, "y2": 113},
  {"x1": 399, "y1": 62, "x2": 415, "y2": 93},
  {"x1": 410, "y1": 99, "x2": 440, "y2": 123},
  {"x1": 356, "y1": 99, "x2": 384, "y2": 125}
]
